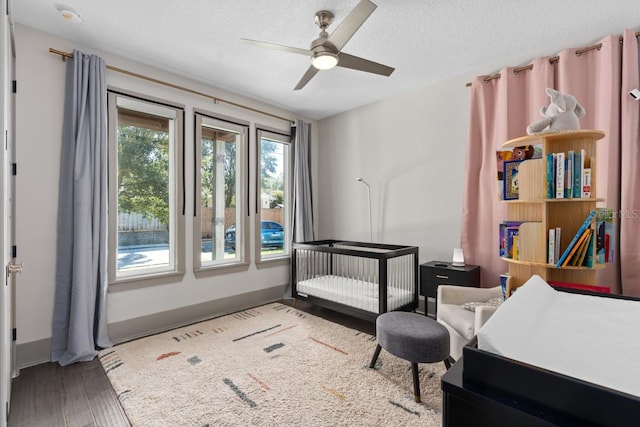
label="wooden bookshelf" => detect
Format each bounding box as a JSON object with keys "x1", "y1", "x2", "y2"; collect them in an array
[{"x1": 501, "y1": 130, "x2": 605, "y2": 296}]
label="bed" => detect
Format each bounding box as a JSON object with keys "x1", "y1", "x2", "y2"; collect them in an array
[
  {"x1": 441, "y1": 275, "x2": 640, "y2": 426},
  {"x1": 291, "y1": 240, "x2": 419, "y2": 321}
]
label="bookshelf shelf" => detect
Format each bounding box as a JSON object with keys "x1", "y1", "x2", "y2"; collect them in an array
[
  {"x1": 500, "y1": 129, "x2": 606, "y2": 296},
  {"x1": 503, "y1": 197, "x2": 605, "y2": 204},
  {"x1": 500, "y1": 257, "x2": 605, "y2": 269}
]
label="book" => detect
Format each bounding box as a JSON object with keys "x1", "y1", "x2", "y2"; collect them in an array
[
  {"x1": 595, "y1": 208, "x2": 616, "y2": 263},
  {"x1": 574, "y1": 229, "x2": 593, "y2": 266},
  {"x1": 582, "y1": 167, "x2": 591, "y2": 198},
  {"x1": 561, "y1": 227, "x2": 592, "y2": 267},
  {"x1": 555, "y1": 152, "x2": 565, "y2": 199},
  {"x1": 499, "y1": 221, "x2": 522, "y2": 257},
  {"x1": 566, "y1": 150, "x2": 574, "y2": 198},
  {"x1": 548, "y1": 228, "x2": 556, "y2": 264},
  {"x1": 555, "y1": 210, "x2": 597, "y2": 267},
  {"x1": 554, "y1": 227, "x2": 561, "y2": 262},
  {"x1": 496, "y1": 145, "x2": 542, "y2": 200},
  {"x1": 546, "y1": 153, "x2": 556, "y2": 199},
  {"x1": 506, "y1": 226, "x2": 520, "y2": 259},
  {"x1": 572, "y1": 150, "x2": 582, "y2": 198},
  {"x1": 502, "y1": 159, "x2": 523, "y2": 200},
  {"x1": 569, "y1": 228, "x2": 591, "y2": 266}
]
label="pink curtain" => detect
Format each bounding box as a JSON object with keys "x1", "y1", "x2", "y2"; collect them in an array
[
  {"x1": 462, "y1": 31, "x2": 640, "y2": 296},
  {"x1": 461, "y1": 58, "x2": 553, "y2": 284},
  {"x1": 555, "y1": 35, "x2": 622, "y2": 292},
  {"x1": 620, "y1": 30, "x2": 640, "y2": 296}
]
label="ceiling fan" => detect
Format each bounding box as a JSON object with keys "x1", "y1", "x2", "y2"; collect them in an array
[{"x1": 241, "y1": 0, "x2": 395, "y2": 90}]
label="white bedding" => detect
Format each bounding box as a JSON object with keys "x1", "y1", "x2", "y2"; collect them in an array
[
  {"x1": 296, "y1": 275, "x2": 414, "y2": 313},
  {"x1": 478, "y1": 275, "x2": 640, "y2": 397}
]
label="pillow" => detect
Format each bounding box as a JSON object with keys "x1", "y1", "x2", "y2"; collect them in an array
[{"x1": 461, "y1": 297, "x2": 503, "y2": 312}]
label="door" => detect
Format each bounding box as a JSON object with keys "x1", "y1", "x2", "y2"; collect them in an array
[{"x1": 1, "y1": 0, "x2": 17, "y2": 423}]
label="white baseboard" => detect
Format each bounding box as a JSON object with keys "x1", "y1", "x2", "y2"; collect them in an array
[{"x1": 15, "y1": 284, "x2": 287, "y2": 370}]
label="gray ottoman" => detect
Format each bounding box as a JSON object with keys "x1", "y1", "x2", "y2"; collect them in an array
[{"x1": 369, "y1": 311, "x2": 452, "y2": 402}]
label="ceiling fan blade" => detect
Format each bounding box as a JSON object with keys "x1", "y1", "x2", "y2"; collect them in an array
[
  {"x1": 240, "y1": 38, "x2": 311, "y2": 56},
  {"x1": 294, "y1": 66, "x2": 320, "y2": 90},
  {"x1": 326, "y1": 0, "x2": 377, "y2": 51},
  {"x1": 337, "y1": 53, "x2": 394, "y2": 76}
]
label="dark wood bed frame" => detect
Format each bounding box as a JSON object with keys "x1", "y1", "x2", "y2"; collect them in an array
[{"x1": 441, "y1": 288, "x2": 640, "y2": 426}]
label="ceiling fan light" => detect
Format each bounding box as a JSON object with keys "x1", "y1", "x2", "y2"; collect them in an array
[{"x1": 312, "y1": 52, "x2": 338, "y2": 70}]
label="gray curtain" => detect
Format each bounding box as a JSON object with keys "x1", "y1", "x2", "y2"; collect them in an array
[
  {"x1": 291, "y1": 119, "x2": 315, "y2": 243},
  {"x1": 51, "y1": 50, "x2": 111, "y2": 366}
]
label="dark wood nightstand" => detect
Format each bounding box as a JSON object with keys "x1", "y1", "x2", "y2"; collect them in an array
[{"x1": 420, "y1": 261, "x2": 480, "y2": 317}]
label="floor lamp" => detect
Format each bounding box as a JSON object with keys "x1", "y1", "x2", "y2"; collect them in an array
[{"x1": 356, "y1": 177, "x2": 373, "y2": 242}]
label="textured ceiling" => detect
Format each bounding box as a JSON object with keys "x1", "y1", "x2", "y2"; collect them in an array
[{"x1": 11, "y1": 0, "x2": 640, "y2": 120}]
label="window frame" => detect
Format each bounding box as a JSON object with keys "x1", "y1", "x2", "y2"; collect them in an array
[
  {"x1": 255, "y1": 127, "x2": 292, "y2": 265},
  {"x1": 193, "y1": 111, "x2": 249, "y2": 275},
  {"x1": 107, "y1": 90, "x2": 185, "y2": 290}
]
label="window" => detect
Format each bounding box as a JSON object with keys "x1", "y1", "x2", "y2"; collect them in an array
[
  {"x1": 194, "y1": 113, "x2": 248, "y2": 271},
  {"x1": 107, "y1": 92, "x2": 185, "y2": 284},
  {"x1": 256, "y1": 128, "x2": 291, "y2": 262}
]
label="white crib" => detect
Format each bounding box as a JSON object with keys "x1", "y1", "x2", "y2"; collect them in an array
[{"x1": 292, "y1": 240, "x2": 419, "y2": 321}]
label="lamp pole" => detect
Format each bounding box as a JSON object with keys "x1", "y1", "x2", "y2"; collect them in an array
[{"x1": 356, "y1": 177, "x2": 373, "y2": 242}]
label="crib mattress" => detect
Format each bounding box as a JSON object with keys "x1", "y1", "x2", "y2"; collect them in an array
[{"x1": 296, "y1": 275, "x2": 414, "y2": 313}]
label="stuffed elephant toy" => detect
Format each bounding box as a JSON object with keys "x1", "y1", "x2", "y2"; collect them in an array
[{"x1": 526, "y1": 88, "x2": 586, "y2": 134}]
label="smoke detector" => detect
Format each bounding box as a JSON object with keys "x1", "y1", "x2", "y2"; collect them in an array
[{"x1": 55, "y1": 5, "x2": 82, "y2": 23}]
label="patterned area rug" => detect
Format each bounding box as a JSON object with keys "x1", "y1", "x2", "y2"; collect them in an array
[{"x1": 99, "y1": 303, "x2": 444, "y2": 426}]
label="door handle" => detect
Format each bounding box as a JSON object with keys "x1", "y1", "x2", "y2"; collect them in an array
[{"x1": 436, "y1": 274, "x2": 449, "y2": 279}]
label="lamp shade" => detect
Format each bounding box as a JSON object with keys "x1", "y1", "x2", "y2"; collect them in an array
[{"x1": 452, "y1": 248, "x2": 465, "y2": 266}]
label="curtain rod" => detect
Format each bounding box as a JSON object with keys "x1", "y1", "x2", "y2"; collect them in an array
[
  {"x1": 465, "y1": 31, "x2": 640, "y2": 87},
  {"x1": 49, "y1": 48, "x2": 293, "y2": 123}
]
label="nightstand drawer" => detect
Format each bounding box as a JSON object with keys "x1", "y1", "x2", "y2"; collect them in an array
[
  {"x1": 420, "y1": 261, "x2": 480, "y2": 317},
  {"x1": 422, "y1": 267, "x2": 477, "y2": 297}
]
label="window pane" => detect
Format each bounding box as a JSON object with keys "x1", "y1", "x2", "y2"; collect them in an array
[
  {"x1": 194, "y1": 114, "x2": 246, "y2": 269},
  {"x1": 260, "y1": 135, "x2": 289, "y2": 258},
  {"x1": 115, "y1": 106, "x2": 174, "y2": 277},
  {"x1": 199, "y1": 126, "x2": 241, "y2": 265}
]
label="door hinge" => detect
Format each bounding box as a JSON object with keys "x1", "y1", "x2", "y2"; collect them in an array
[
  {"x1": 11, "y1": 162, "x2": 16, "y2": 176},
  {"x1": 11, "y1": 80, "x2": 16, "y2": 93},
  {"x1": 12, "y1": 328, "x2": 16, "y2": 341},
  {"x1": 12, "y1": 245, "x2": 16, "y2": 258}
]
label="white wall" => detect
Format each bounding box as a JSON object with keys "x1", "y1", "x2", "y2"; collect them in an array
[
  {"x1": 14, "y1": 25, "x2": 317, "y2": 357},
  {"x1": 317, "y1": 74, "x2": 474, "y2": 265}
]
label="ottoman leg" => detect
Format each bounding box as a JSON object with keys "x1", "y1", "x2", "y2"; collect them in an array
[
  {"x1": 411, "y1": 363, "x2": 421, "y2": 403},
  {"x1": 369, "y1": 344, "x2": 382, "y2": 369},
  {"x1": 444, "y1": 356, "x2": 454, "y2": 370}
]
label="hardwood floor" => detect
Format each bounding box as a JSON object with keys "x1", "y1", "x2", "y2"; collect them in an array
[
  {"x1": 8, "y1": 358, "x2": 130, "y2": 426},
  {"x1": 7, "y1": 299, "x2": 376, "y2": 426}
]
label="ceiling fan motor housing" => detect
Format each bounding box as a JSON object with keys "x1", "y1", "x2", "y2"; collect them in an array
[{"x1": 314, "y1": 10, "x2": 334, "y2": 30}]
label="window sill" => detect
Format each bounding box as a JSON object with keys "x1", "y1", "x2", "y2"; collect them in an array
[
  {"x1": 256, "y1": 255, "x2": 290, "y2": 268},
  {"x1": 109, "y1": 270, "x2": 186, "y2": 292},
  {"x1": 194, "y1": 261, "x2": 251, "y2": 278}
]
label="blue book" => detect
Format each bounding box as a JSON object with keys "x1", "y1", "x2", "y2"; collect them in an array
[
  {"x1": 546, "y1": 153, "x2": 555, "y2": 199},
  {"x1": 566, "y1": 151, "x2": 573, "y2": 198},
  {"x1": 573, "y1": 151, "x2": 583, "y2": 198},
  {"x1": 555, "y1": 210, "x2": 597, "y2": 267}
]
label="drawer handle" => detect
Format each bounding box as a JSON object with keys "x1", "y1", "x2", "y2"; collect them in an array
[{"x1": 436, "y1": 274, "x2": 449, "y2": 279}]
